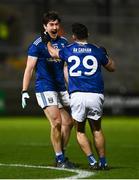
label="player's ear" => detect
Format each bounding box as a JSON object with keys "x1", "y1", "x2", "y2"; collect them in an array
[
  {"x1": 72, "y1": 34, "x2": 76, "y2": 41},
  {"x1": 43, "y1": 24, "x2": 47, "y2": 31}
]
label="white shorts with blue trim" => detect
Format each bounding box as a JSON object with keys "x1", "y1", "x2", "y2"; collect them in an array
[
  {"x1": 36, "y1": 91, "x2": 70, "y2": 109},
  {"x1": 70, "y1": 92, "x2": 104, "y2": 122}
]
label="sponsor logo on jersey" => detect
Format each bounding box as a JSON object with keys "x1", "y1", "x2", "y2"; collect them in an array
[
  {"x1": 53, "y1": 43, "x2": 65, "y2": 49},
  {"x1": 47, "y1": 58, "x2": 61, "y2": 62}
]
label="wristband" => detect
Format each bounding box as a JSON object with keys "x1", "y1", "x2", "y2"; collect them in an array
[{"x1": 21, "y1": 90, "x2": 28, "y2": 94}]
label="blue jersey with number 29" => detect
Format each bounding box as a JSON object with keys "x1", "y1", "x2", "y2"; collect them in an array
[{"x1": 59, "y1": 42, "x2": 109, "y2": 94}]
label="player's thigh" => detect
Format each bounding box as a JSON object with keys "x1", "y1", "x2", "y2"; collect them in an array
[
  {"x1": 88, "y1": 118, "x2": 102, "y2": 131},
  {"x1": 36, "y1": 91, "x2": 62, "y2": 127},
  {"x1": 60, "y1": 107, "x2": 73, "y2": 126}
]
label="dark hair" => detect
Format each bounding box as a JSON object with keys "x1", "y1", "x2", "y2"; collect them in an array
[
  {"x1": 72, "y1": 23, "x2": 88, "y2": 40},
  {"x1": 42, "y1": 11, "x2": 61, "y2": 25}
]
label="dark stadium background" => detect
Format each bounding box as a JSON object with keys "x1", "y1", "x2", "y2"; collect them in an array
[{"x1": 0, "y1": 0, "x2": 139, "y2": 116}]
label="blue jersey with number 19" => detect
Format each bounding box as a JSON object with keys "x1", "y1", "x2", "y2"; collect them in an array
[{"x1": 59, "y1": 42, "x2": 108, "y2": 94}]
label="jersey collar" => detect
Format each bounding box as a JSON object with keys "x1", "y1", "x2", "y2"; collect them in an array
[
  {"x1": 51, "y1": 36, "x2": 60, "y2": 42},
  {"x1": 75, "y1": 41, "x2": 88, "y2": 45}
]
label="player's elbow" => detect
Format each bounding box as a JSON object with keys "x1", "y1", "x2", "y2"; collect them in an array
[
  {"x1": 107, "y1": 66, "x2": 116, "y2": 72},
  {"x1": 105, "y1": 59, "x2": 116, "y2": 72}
]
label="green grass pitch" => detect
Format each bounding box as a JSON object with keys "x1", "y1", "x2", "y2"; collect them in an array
[{"x1": 0, "y1": 116, "x2": 139, "y2": 179}]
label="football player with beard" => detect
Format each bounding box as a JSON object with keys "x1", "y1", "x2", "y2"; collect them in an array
[{"x1": 47, "y1": 23, "x2": 115, "y2": 170}]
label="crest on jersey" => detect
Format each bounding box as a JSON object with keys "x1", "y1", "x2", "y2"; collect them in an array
[
  {"x1": 48, "y1": 97, "x2": 54, "y2": 103},
  {"x1": 61, "y1": 43, "x2": 65, "y2": 48}
]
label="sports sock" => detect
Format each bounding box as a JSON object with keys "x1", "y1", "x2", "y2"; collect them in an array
[
  {"x1": 87, "y1": 154, "x2": 97, "y2": 165},
  {"x1": 99, "y1": 157, "x2": 107, "y2": 167},
  {"x1": 56, "y1": 152, "x2": 65, "y2": 163},
  {"x1": 62, "y1": 147, "x2": 66, "y2": 155}
]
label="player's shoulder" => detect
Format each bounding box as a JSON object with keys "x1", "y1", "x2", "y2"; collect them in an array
[
  {"x1": 88, "y1": 43, "x2": 104, "y2": 53},
  {"x1": 87, "y1": 43, "x2": 99, "y2": 49},
  {"x1": 59, "y1": 36, "x2": 68, "y2": 43},
  {"x1": 61, "y1": 42, "x2": 74, "y2": 51},
  {"x1": 32, "y1": 36, "x2": 42, "y2": 46},
  {"x1": 28, "y1": 35, "x2": 43, "y2": 50},
  {"x1": 60, "y1": 36, "x2": 67, "y2": 41},
  {"x1": 67, "y1": 42, "x2": 77, "y2": 48},
  {"x1": 28, "y1": 36, "x2": 43, "y2": 52}
]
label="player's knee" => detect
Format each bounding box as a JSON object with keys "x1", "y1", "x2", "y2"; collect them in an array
[
  {"x1": 76, "y1": 132, "x2": 85, "y2": 141},
  {"x1": 62, "y1": 117, "x2": 74, "y2": 127},
  {"x1": 93, "y1": 129, "x2": 104, "y2": 140},
  {"x1": 68, "y1": 118, "x2": 74, "y2": 128},
  {"x1": 51, "y1": 120, "x2": 61, "y2": 131}
]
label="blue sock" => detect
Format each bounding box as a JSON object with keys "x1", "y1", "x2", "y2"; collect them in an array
[
  {"x1": 99, "y1": 157, "x2": 107, "y2": 167},
  {"x1": 56, "y1": 152, "x2": 65, "y2": 163},
  {"x1": 87, "y1": 154, "x2": 97, "y2": 165}
]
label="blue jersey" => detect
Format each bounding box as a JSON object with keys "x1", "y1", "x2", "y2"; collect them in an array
[
  {"x1": 59, "y1": 42, "x2": 108, "y2": 94},
  {"x1": 28, "y1": 36, "x2": 68, "y2": 92}
]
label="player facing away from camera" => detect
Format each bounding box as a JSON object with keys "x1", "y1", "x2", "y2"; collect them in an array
[
  {"x1": 21, "y1": 11, "x2": 75, "y2": 168},
  {"x1": 47, "y1": 23, "x2": 116, "y2": 170}
]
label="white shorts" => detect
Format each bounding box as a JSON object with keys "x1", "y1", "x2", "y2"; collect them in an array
[
  {"x1": 70, "y1": 92, "x2": 104, "y2": 122},
  {"x1": 36, "y1": 91, "x2": 70, "y2": 109}
]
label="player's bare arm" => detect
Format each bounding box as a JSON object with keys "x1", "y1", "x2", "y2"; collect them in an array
[
  {"x1": 22, "y1": 56, "x2": 37, "y2": 91},
  {"x1": 104, "y1": 58, "x2": 116, "y2": 72},
  {"x1": 64, "y1": 63, "x2": 68, "y2": 84},
  {"x1": 22, "y1": 56, "x2": 37, "y2": 109},
  {"x1": 99, "y1": 46, "x2": 115, "y2": 72},
  {"x1": 47, "y1": 42, "x2": 60, "y2": 59}
]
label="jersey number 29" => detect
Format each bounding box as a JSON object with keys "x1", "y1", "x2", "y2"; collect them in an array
[{"x1": 68, "y1": 55, "x2": 98, "y2": 76}]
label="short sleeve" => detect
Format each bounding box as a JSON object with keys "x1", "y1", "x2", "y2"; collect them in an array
[
  {"x1": 59, "y1": 47, "x2": 68, "y2": 62},
  {"x1": 28, "y1": 44, "x2": 39, "y2": 57},
  {"x1": 99, "y1": 48, "x2": 109, "y2": 66}
]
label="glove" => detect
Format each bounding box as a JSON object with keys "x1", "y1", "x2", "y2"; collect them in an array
[
  {"x1": 41, "y1": 32, "x2": 51, "y2": 45},
  {"x1": 99, "y1": 46, "x2": 108, "y2": 56},
  {"x1": 22, "y1": 91, "x2": 30, "y2": 109}
]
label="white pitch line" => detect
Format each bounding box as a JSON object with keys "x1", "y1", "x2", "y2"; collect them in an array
[{"x1": 0, "y1": 163, "x2": 95, "y2": 179}]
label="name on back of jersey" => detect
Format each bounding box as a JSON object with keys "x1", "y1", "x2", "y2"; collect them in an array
[{"x1": 73, "y1": 48, "x2": 92, "y2": 53}]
